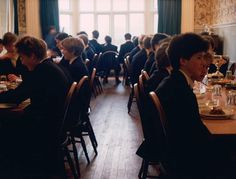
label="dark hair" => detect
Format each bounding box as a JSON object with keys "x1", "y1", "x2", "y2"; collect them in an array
[
  {"x1": 78, "y1": 34, "x2": 88, "y2": 46},
  {"x1": 132, "y1": 36, "x2": 138, "y2": 46},
  {"x1": 105, "y1": 35, "x2": 112, "y2": 44},
  {"x1": 2, "y1": 32, "x2": 17, "y2": 46},
  {"x1": 77, "y1": 31, "x2": 88, "y2": 36},
  {"x1": 156, "y1": 42, "x2": 171, "y2": 69},
  {"x1": 92, "y1": 30, "x2": 99, "y2": 39},
  {"x1": 151, "y1": 33, "x2": 169, "y2": 50},
  {"x1": 167, "y1": 33, "x2": 209, "y2": 70},
  {"x1": 143, "y1": 36, "x2": 152, "y2": 49},
  {"x1": 0, "y1": 39, "x2": 3, "y2": 44},
  {"x1": 55, "y1": 32, "x2": 69, "y2": 41},
  {"x1": 15, "y1": 36, "x2": 47, "y2": 60},
  {"x1": 124, "y1": 33, "x2": 132, "y2": 40}
]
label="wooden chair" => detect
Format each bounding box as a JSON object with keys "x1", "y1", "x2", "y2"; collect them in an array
[
  {"x1": 123, "y1": 54, "x2": 131, "y2": 85},
  {"x1": 68, "y1": 76, "x2": 98, "y2": 164},
  {"x1": 90, "y1": 68, "x2": 99, "y2": 97},
  {"x1": 59, "y1": 82, "x2": 80, "y2": 178},
  {"x1": 149, "y1": 92, "x2": 169, "y2": 177},
  {"x1": 141, "y1": 70, "x2": 150, "y2": 81},
  {"x1": 134, "y1": 84, "x2": 162, "y2": 179}
]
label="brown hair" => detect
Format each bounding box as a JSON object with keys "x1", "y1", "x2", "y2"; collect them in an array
[{"x1": 15, "y1": 36, "x2": 47, "y2": 60}]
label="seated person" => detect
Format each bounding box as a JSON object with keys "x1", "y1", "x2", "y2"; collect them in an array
[
  {"x1": 78, "y1": 34, "x2": 95, "y2": 74},
  {"x1": 61, "y1": 37, "x2": 89, "y2": 82},
  {"x1": 155, "y1": 33, "x2": 234, "y2": 178},
  {"x1": 0, "y1": 32, "x2": 29, "y2": 82},
  {"x1": 145, "y1": 42, "x2": 172, "y2": 92},
  {"x1": 101, "y1": 35, "x2": 120, "y2": 84},
  {"x1": 144, "y1": 33, "x2": 169, "y2": 75},
  {"x1": 0, "y1": 36, "x2": 70, "y2": 178}
]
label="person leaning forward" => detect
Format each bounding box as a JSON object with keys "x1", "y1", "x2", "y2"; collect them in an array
[{"x1": 0, "y1": 36, "x2": 70, "y2": 178}]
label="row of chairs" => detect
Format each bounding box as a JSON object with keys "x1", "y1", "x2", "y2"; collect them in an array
[{"x1": 60, "y1": 76, "x2": 98, "y2": 178}]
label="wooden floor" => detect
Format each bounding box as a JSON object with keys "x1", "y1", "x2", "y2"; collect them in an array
[{"x1": 68, "y1": 77, "x2": 145, "y2": 179}]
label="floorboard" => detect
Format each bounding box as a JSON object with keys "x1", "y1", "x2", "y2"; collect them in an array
[{"x1": 69, "y1": 77, "x2": 153, "y2": 179}]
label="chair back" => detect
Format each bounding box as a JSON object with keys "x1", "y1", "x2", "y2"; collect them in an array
[
  {"x1": 141, "y1": 70, "x2": 150, "y2": 81},
  {"x1": 58, "y1": 82, "x2": 77, "y2": 139},
  {"x1": 149, "y1": 91, "x2": 167, "y2": 136},
  {"x1": 98, "y1": 50, "x2": 119, "y2": 72},
  {"x1": 90, "y1": 68, "x2": 96, "y2": 89}
]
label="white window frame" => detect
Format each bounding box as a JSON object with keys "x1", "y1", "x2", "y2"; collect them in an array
[{"x1": 59, "y1": 0, "x2": 158, "y2": 46}]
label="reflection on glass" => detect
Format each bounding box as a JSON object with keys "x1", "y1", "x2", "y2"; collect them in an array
[
  {"x1": 129, "y1": 13, "x2": 144, "y2": 36},
  {"x1": 98, "y1": 15, "x2": 110, "y2": 43},
  {"x1": 79, "y1": 0, "x2": 94, "y2": 11},
  {"x1": 59, "y1": 14, "x2": 71, "y2": 34},
  {"x1": 79, "y1": 14, "x2": 94, "y2": 39},
  {"x1": 114, "y1": 15, "x2": 126, "y2": 45},
  {"x1": 58, "y1": 0, "x2": 70, "y2": 11},
  {"x1": 129, "y1": 0, "x2": 144, "y2": 11},
  {"x1": 113, "y1": 0, "x2": 127, "y2": 11},
  {"x1": 96, "y1": 0, "x2": 111, "y2": 11}
]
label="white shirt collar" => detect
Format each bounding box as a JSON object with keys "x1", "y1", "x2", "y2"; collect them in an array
[{"x1": 179, "y1": 69, "x2": 194, "y2": 88}]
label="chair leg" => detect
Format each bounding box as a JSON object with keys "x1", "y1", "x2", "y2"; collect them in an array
[
  {"x1": 78, "y1": 135, "x2": 90, "y2": 164},
  {"x1": 86, "y1": 119, "x2": 98, "y2": 147},
  {"x1": 142, "y1": 160, "x2": 149, "y2": 179},
  {"x1": 64, "y1": 147, "x2": 79, "y2": 179},
  {"x1": 70, "y1": 135, "x2": 81, "y2": 177},
  {"x1": 127, "y1": 88, "x2": 134, "y2": 113},
  {"x1": 138, "y1": 159, "x2": 145, "y2": 178}
]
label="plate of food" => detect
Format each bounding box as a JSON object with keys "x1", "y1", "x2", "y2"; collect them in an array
[{"x1": 200, "y1": 107, "x2": 234, "y2": 119}]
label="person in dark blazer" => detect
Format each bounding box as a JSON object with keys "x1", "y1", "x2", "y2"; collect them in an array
[
  {"x1": 145, "y1": 42, "x2": 172, "y2": 93},
  {"x1": 78, "y1": 34, "x2": 95, "y2": 74},
  {"x1": 143, "y1": 33, "x2": 169, "y2": 75},
  {"x1": 89, "y1": 30, "x2": 102, "y2": 54},
  {"x1": 128, "y1": 34, "x2": 145, "y2": 64},
  {"x1": 155, "y1": 33, "x2": 233, "y2": 178},
  {"x1": 61, "y1": 37, "x2": 89, "y2": 82},
  {"x1": 101, "y1": 35, "x2": 120, "y2": 84},
  {"x1": 117, "y1": 33, "x2": 135, "y2": 64},
  {"x1": 130, "y1": 36, "x2": 152, "y2": 85},
  {"x1": 0, "y1": 36, "x2": 70, "y2": 178}
]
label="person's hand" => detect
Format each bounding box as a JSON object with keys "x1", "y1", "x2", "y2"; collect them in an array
[{"x1": 7, "y1": 74, "x2": 19, "y2": 82}]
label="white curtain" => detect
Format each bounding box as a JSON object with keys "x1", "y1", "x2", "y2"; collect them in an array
[{"x1": 0, "y1": 0, "x2": 14, "y2": 37}]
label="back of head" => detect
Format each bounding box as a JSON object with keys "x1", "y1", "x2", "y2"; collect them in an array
[
  {"x1": 61, "y1": 37, "x2": 85, "y2": 56},
  {"x1": 78, "y1": 34, "x2": 89, "y2": 46},
  {"x1": 167, "y1": 32, "x2": 209, "y2": 70},
  {"x1": 156, "y1": 42, "x2": 171, "y2": 69},
  {"x1": 2, "y1": 32, "x2": 17, "y2": 46},
  {"x1": 132, "y1": 36, "x2": 138, "y2": 47},
  {"x1": 124, "y1": 33, "x2": 132, "y2": 40},
  {"x1": 143, "y1": 36, "x2": 152, "y2": 50},
  {"x1": 92, "y1": 30, "x2": 99, "y2": 39},
  {"x1": 138, "y1": 34, "x2": 146, "y2": 47},
  {"x1": 77, "y1": 31, "x2": 88, "y2": 37},
  {"x1": 15, "y1": 36, "x2": 47, "y2": 60},
  {"x1": 105, "y1": 35, "x2": 112, "y2": 44},
  {"x1": 151, "y1": 33, "x2": 169, "y2": 50},
  {"x1": 55, "y1": 32, "x2": 69, "y2": 41}
]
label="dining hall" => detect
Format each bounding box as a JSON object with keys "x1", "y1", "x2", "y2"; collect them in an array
[{"x1": 1, "y1": 0, "x2": 236, "y2": 179}]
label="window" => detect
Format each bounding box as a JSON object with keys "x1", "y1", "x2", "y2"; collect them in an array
[{"x1": 59, "y1": 0, "x2": 158, "y2": 46}]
